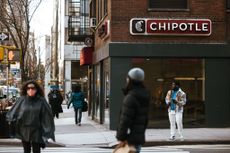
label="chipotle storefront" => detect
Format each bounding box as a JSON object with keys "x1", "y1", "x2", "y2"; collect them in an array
[
  {"x1": 108, "y1": 43, "x2": 230, "y2": 130},
  {"x1": 104, "y1": 18, "x2": 230, "y2": 130},
  {"x1": 92, "y1": 18, "x2": 230, "y2": 130}
]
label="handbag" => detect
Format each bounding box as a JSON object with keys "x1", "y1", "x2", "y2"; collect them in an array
[
  {"x1": 82, "y1": 100, "x2": 88, "y2": 112},
  {"x1": 113, "y1": 141, "x2": 136, "y2": 153}
]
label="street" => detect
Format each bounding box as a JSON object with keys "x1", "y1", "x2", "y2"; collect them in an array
[{"x1": 0, "y1": 145, "x2": 229, "y2": 153}]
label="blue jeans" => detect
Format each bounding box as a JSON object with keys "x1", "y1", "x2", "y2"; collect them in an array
[
  {"x1": 135, "y1": 145, "x2": 142, "y2": 153},
  {"x1": 74, "y1": 108, "x2": 82, "y2": 124}
]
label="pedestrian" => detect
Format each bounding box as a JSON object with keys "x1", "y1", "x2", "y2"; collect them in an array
[
  {"x1": 6, "y1": 80, "x2": 55, "y2": 153},
  {"x1": 48, "y1": 89, "x2": 63, "y2": 119},
  {"x1": 165, "y1": 80, "x2": 187, "y2": 141},
  {"x1": 65, "y1": 90, "x2": 72, "y2": 105},
  {"x1": 67, "y1": 84, "x2": 84, "y2": 126},
  {"x1": 116, "y1": 68, "x2": 150, "y2": 153}
]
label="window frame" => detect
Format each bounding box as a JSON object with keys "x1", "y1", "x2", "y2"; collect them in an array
[
  {"x1": 148, "y1": 0, "x2": 189, "y2": 12},
  {"x1": 227, "y1": 0, "x2": 230, "y2": 10}
]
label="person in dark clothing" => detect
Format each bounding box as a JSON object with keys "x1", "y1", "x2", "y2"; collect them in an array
[
  {"x1": 116, "y1": 68, "x2": 150, "y2": 153},
  {"x1": 67, "y1": 85, "x2": 84, "y2": 126},
  {"x1": 48, "y1": 89, "x2": 63, "y2": 118},
  {"x1": 6, "y1": 80, "x2": 55, "y2": 153}
]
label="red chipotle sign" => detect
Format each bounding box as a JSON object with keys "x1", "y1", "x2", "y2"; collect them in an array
[{"x1": 130, "y1": 18, "x2": 212, "y2": 36}]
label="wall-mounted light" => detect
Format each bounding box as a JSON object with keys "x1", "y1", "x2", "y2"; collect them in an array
[
  {"x1": 174, "y1": 77, "x2": 195, "y2": 80},
  {"x1": 156, "y1": 78, "x2": 164, "y2": 82}
]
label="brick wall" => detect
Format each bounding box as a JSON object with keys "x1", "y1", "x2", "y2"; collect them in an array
[{"x1": 94, "y1": 0, "x2": 228, "y2": 48}]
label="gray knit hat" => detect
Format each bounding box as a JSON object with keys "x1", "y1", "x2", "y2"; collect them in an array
[{"x1": 128, "y1": 68, "x2": 145, "y2": 82}]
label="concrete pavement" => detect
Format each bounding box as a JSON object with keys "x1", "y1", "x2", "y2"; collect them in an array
[{"x1": 0, "y1": 105, "x2": 230, "y2": 147}]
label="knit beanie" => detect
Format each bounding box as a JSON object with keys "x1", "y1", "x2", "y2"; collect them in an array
[{"x1": 128, "y1": 68, "x2": 145, "y2": 82}]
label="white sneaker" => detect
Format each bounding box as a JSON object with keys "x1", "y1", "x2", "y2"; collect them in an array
[
  {"x1": 169, "y1": 136, "x2": 175, "y2": 141},
  {"x1": 179, "y1": 135, "x2": 184, "y2": 141}
]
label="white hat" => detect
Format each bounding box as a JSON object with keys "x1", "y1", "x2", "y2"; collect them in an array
[{"x1": 128, "y1": 68, "x2": 145, "y2": 82}]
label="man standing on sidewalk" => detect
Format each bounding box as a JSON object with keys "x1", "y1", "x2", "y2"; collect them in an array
[{"x1": 165, "y1": 81, "x2": 187, "y2": 141}]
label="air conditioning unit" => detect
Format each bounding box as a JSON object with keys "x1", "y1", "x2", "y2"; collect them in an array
[{"x1": 90, "y1": 18, "x2": 96, "y2": 28}]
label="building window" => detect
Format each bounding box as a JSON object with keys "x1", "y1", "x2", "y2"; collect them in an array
[
  {"x1": 149, "y1": 0, "x2": 188, "y2": 10},
  {"x1": 97, "y1": 0, "x2": 108, "y2": 23},
  {"x1": 227, "y1": 0, "x2": 230, "y2": 10},
  {"x1": 132, "y1": 58, "x2": 205, "y2": 128},
  {"x1": 90, "y1": 0, "x2": 96, "y2": 18},
  {"x1": 104, "y1": 0, "x2": 108, "y2": 15}
]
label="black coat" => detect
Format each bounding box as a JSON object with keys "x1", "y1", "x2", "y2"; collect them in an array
[
  {"x1": 116, "y1": 85, "x2": 150, "y2": 145},
  {"x1": 6, "y1": 95, "x2": 55, "y2": 145},
  {"x1": 48, "y1": 91, "x2": 63, "y2": 114}
]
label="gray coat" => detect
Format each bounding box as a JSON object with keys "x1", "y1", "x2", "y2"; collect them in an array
[{"x1": 6, "y1": 95, "x2": 55, "y2": 145}]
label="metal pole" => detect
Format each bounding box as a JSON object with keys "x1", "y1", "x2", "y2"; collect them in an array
[
  {"x1": 6, "y1": 59, "x2": 9, "y2": 100},
  {"x1": 38, "y1": 46, "x2": 41, "y2": 81}
]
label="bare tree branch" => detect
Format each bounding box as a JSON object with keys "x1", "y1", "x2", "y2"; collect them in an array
[
  {"x1": 29, "y1": 0, "x2": 43, "y2": 22},
  {"x1": 0, "y1": 0, "x2": 45, "y2": 83}
]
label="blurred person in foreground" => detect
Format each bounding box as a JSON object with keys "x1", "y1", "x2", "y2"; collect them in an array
[
  {"x1": 116, "y1": 68, "x2": 150, "y2": 153},
  {"x1": 6, "y1": 80, "x2": 55, "y2": 153},
  {"x1": 165, "y1": 80, "x2": 186, "y2": 141}
]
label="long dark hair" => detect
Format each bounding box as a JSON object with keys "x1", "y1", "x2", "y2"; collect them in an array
[{"x1": 21, "y1": 80, "x2": 44, "y2": 97}]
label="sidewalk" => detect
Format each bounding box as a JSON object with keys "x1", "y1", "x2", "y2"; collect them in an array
[{"x1": 0, "y1": 106, "x2": 230, "y2": 147}]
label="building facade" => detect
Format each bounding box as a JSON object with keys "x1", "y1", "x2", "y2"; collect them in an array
[
  {"x1": 63, "y1": 0, "x2": 91, "y2": 96},
  {"x1": 89, "y1": 0, "x2": 230, "y2": 130}
]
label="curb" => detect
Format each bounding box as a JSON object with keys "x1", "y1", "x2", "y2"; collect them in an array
[
  {"x1": 0, "y1": 139, "x2": 65, "y2": 147},
  {"x1": 107, "y1": 140, "x2": 230, "y2": 148},
  {"x1": 1, "y1": 139, "x2": 230, "y2": 148},
  {"x1": 144, "y1": 140, "x2": 230, "y2": 146}
]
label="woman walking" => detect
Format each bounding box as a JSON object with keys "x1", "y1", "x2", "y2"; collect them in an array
[
  {"x1": 6, "y1": 80, "x2": 55, "y2": 153},
  {"x1": 67, "y1": 84, "x2": 84, "y2": 126}
]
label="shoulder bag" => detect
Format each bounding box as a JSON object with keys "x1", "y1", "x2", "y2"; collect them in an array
[{"x1": 112, "y1": 141, "x2": 136, "y2": 153}]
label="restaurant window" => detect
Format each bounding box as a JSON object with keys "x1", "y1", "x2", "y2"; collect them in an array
[
  {"x1": 149, "y1": 0, "x2": 188, "y2": 10},
  {"x1": 93, "y1": 64, "x2": 101, "y2": 119},
  {"x1": 132, "y1": 58, "x2": 205, "y2": 128},
  {"x1": 227, "y1": 0, "x2": 230, "y2": 10},
  {"x1": 97, "y1": 0, "x2": 108, "y2": 22},
  {"x1": 104, "y1": 0, "x2": 108, "y2": 15}
]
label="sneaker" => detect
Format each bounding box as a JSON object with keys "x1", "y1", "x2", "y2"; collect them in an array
[
  {"x1": 78, "y1": 123, "x2": 81, "y2": 126},
  {"x1": 179, "y1": 136, "x2": 184, "y2": 141},
  {"x1": 169, "y1": 136, "x2": 175, "y2": 141}
]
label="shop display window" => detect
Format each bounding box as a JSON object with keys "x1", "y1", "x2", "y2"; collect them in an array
[{"x1": 132, "y1": 58, "x2": 205, "y2": 128}]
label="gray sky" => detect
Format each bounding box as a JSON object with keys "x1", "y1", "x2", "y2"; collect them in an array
[
  {"x1": 30, "y1": 0, "x2": 53, "y2": 37},
  {"x1": 30, "y1": 0, "x2": 53, "y2": 63}
]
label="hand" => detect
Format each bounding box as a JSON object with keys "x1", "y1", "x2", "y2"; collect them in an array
[
  {"x1": 117, "y1": 141, "x2": 126, "y2": 147},
  {"x1": 172, "y1": 99, "x2": 178, "y2": 104}
]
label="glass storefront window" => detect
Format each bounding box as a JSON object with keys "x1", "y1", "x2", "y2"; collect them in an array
[
  {"x1": 132, "y1": 58, "x2": 205, "y2": 128},
  {"x1": 93, "y1": 64, "x2": 101, "y2": 120}
]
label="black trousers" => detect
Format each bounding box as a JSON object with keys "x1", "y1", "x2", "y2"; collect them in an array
[
  {"x1": 22, "y1": 141, "x2": 41, "y2": 153},
  {"x1": 53, "y1": 113, "x2": 59, "y2": 119}
]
